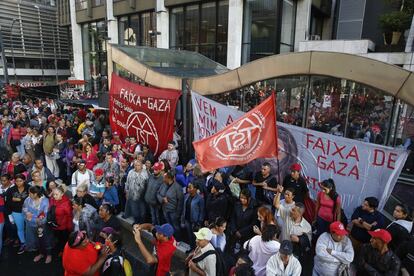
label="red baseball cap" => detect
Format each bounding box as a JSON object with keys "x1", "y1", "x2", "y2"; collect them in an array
[
  {"x1": 368, "y1": 229, "x2": 392, "y2": 244},
  {"x1": 94, "y1": 168, "x2": 104, "y2": 176},
  {"x1": 290, "y1": 163, "x2": 301, "y2": 172},
  {"x1": 330, "y1": 221, "x2": 348, "y2": 236},
  {"x1": 152, "y1": 162, "x2": 165, "y2": 172}
]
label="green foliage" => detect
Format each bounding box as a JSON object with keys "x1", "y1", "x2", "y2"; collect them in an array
[{"x1": 379, "y1": 10, "x2": 412, "y2": 31}]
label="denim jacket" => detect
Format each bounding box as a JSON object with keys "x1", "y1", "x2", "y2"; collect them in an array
[{"x1": 181, "y1": 193, "x2": 204, "y2": 225}]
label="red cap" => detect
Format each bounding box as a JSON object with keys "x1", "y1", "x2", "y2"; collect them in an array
[
  {"x1": 152, "y1": 162, "x2": 165, "y2": 172},
  {"x1": 368, "y1": 229, "x2": 392, "y2": 244},
  {"x1": 330, "y1": 221, "x2": 348, "y2": 236},
  {"x1": 113, "y1": 131, "x2": 119, "y2": 136},
  {"x1": 94, "y1": 168, "x2": 104, "y2": 176},
  {"x1": 290, "y1": 163, "x2": 301, "y2": 172}
]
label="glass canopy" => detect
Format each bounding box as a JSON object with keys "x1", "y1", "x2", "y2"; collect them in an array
[{"x1": 114, "y1": 45, "x2": 229, "y2": 78}]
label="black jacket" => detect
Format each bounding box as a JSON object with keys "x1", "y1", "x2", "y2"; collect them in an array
[
  {"x1": 205, "y1": 192, "x2": 228, "y2": 223},
  {"x1": 230, "y1": 199, "x2": 257, "y2": 242},
  {"x1": 387, "y1": 221, "x2": 410, "y2": 251},
  {"x1": 396, "y1": 237, "x2": 414, "y2": 276},
  {"x1": 357, "y1": 244, "x2": 401, "y2": 276}
]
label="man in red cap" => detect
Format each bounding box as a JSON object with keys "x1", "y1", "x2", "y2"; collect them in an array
[
  {"x1": 282, "y1": 163, "x2": 309, "y2": 204},
  {"x1": 313, "y1": 221, "x2": 354, "y2": 275},
  {"x1": 357, "y1": 229, "x2": 401, "y2": 275}
]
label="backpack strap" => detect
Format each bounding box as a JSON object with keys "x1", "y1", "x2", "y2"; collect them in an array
[{"x1": 192, "y1": 250, "x2": 216, "y2": 263}]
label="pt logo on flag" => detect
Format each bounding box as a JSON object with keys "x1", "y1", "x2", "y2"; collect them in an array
[
  {"x1": 211, "y1": 110, "x2": 266, "y2": 161},
  {"x1": 126, "y1": 111, "x2": 159, "y2": 154}
]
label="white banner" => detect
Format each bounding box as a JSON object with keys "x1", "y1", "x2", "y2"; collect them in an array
[
  {"x1": 191, "y1": 92, "x2": 408, "y2": 217},
  {"x1": 191, "y1": 91, "x2": 245, "y2": 141}
]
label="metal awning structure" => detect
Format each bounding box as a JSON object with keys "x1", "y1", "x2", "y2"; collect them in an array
[
  {"x1": 108, "y1": 44, "x2": 229, "y2": 90},
  {"x1": 107, "y1": 45, "x2": 414, "y2": 107}
]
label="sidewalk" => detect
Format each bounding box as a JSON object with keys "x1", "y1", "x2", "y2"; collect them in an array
[{"x1": 0, "y1": 244, "x2": 64, "y2": 276}]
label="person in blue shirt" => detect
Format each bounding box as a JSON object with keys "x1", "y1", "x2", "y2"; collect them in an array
[
  {"x1": 350, "y1": 196, "x2": 385, "y2": 255},
  {"x1": 103, "y1": 177, "x2": 119, "y2": 208}
]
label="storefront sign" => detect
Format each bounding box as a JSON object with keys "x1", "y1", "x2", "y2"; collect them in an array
[
  {"x1": 191, "y1": 92, "x2": 408, "y2": 216},
  {"x1": 109, "y1": 73, "x2": 181, "y2": 155}
]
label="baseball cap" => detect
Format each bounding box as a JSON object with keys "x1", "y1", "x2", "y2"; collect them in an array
[
  {"x1": 194, "y1": 228, "x2": 213, "y2": 241},
  {"x1": 94, "y1": 168, "x2": 104, "y2": 176},
  {"x1": 101, "y1": 227, "x2": 116, "y2": 235},
  {"x1": 113, "y1": 131, "x2": 119, "y2": 136},
  {"x1": 85, "y1": 120, "x2": 93, "y2": 126},
  {"x1": 290, "y1": 163, "x2": 301, "y2": 172},
  {"x1": 154, "y1": 223, "x2": 174, "y2": 238},
  {"x1": 368, "y1": 229, "x2": 392, "y2": 244},
  {"x1": 330, "y1": 221, "x2": 348, "y2": 236},
  {"x1": 279, "y1": 240, "x2": 293, "y2": 255},
  {"x1": 152, "y1": 162, "x2": 165, "y2": 172}
]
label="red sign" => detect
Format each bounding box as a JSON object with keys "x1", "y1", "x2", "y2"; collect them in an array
[
  {"x1": 193, "y1": 93, "x2": 278, "y2": 172},
  {"x1": 109, "y1": 73, "x2": 181, "y2": 155}
]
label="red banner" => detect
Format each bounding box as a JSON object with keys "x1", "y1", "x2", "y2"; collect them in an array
[
  {"x1": 109, "y1": 73, "x2": 181, "y2": 155},
  {"x1": 193, "y1": 93, "x2": 278, "y2": 172}
]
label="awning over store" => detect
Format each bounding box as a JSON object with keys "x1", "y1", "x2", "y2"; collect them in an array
[
  {"x1": 108, "y1": 45, "x2": 414, "y2": 107},
  {"x1": 108, "y1": 44, "x2": 229, "y2": 90}
]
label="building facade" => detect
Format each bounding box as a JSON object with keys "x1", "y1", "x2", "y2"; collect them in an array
[
  {"x1": 64, "y1": 0, "x2": 336, "y2": 95},
  {"x1": 0, "y1": 0, "x2": 71, "y2": 93}
]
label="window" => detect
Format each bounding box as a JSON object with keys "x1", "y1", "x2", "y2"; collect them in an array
[
  {"x1": 242, "y1": 0, "x2": 297, "y2": 63},
  {"x1": 75, "y1": 0, "x2": 87, "y2": 10},
  {"x1": 117, "y1": 11, "x2": 157, "y2": 47},
  {"x1": 82, "y1": 20, "x2": 108, "y2": 97},
  {"x1": 169, "y1": 0, "x2": 229, "y2": 65},
  {"x1": 280, "y1": 0, "x2": 295, "y2": 53}
]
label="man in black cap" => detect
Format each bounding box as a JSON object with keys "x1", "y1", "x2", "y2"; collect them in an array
[{"x1": 266, "y1": 240, "x2": 302, "y2": 275}]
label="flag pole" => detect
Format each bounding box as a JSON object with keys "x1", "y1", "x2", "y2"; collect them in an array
[{"x1": 272, "y1": 92, "x2": 281, "y2": 185}]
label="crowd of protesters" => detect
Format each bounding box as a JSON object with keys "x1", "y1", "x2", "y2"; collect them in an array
[{"x1": 0, "y1": 96, "x2": 413, "y2": 276}]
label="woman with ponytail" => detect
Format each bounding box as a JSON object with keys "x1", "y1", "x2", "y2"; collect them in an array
[{"x1": 314, "y1": 179, "x2": 341, "y2": 238}]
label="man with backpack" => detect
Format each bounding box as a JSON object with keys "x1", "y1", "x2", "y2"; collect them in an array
[{"x1": 187, "y1": 227, "x2": 226, "y2": 276}]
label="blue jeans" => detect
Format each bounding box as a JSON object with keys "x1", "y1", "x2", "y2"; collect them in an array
[
  {"x1": 0, "y1": 222, "x2": 4, "y2": 255},
  {"x1": 125, "y1": 199, "x2": 146, "y2": 224},
  {"x1": 25, "y1": 224, "x2": 53, "y2": 254},
  {"x1": 163, "y1": 210, "x2": 180, "y2": 236},
  {"x1": 315, "y1": 216, "x2": 331, "y2": 238},
  {"x1": 12, "y1": 212, "x2": 25, "y2": 244},
  {"x1": 149, "y1": 205, "x2": 161, "y2": 225}
]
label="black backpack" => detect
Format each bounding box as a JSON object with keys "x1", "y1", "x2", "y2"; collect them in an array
[
  {"x1": 102, "y1": 255, "x2": 126, "y2": 276},
  {"x1": 192, "y1": 249, "x2": 227, "y2": 276}
]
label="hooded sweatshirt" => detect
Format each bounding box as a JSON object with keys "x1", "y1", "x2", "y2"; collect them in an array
[{"x1": 244, "y1": 235, "x2": 280, "y2": 276}]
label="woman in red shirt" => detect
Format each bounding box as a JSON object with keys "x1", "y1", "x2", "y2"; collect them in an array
[
  {"x1": 314, "y1": 179, "x2": 341, "y2": 238},
  {"x1": 82, "y1": 143, "x2": 98, "y2": 171},
  {"x1": 8, "y1": 122, "x2": 25, "y2": 154},
  {"x1": 62, "y1": 230, "x2": 109, "y2": 276},
  {"x1": 49, "y1": 186, "x2": 73, "y2": 254}
]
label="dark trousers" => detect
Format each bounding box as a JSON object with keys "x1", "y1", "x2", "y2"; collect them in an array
[{"x1": 54, "y1": 229, "x2": 70, "y2": 253}]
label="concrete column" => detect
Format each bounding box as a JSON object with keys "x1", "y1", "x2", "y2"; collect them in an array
[
  {"x1": 227, "y1": 0, "x2": 243, "y2": 69},
  {"x1": 294, "y1": 0, "x2": 312, "y2": 51},
  {"x1": 69, "y1": 0, "x2": 84, "y2": 80},
  {"x1": 106, "y1": 0, "x2": 118, "y2": 44},
  {"x1": 156, "y1": 0, "x2": 169, "y2": 49}
]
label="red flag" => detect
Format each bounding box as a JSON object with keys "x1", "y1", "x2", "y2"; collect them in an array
[
  {"x1": 193, "y1": 93, "x2": 278, "y2": 172},
  {"x1": 109, "y1": 73, "x2": 181, "y2": 156}
]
